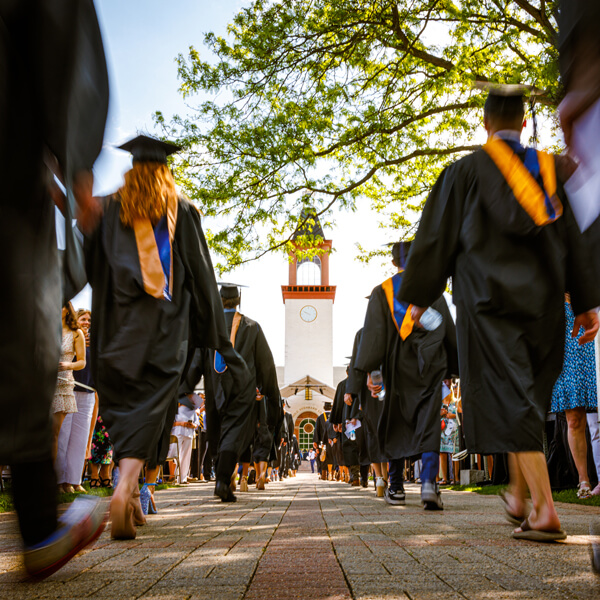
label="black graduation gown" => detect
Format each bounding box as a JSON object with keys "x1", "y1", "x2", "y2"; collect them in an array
[
  {"x1": 225, "y1": 311, "x2": 281, "y2": 462},
  {"x1": 270, "y1": 399, "x2": 285, "y2": 466},
  {"x1": 290, "y1": 435, "x2": 301, "y2": 469},
  {"x1": 283, "y1": 412, "x2": 295, "y2": 470},
  {"x1": 85, "y1": 196, "x2": 253, "y2": 462},
  {"x1": 0, "y1": 0, "x2": 108, "y2": 464},
  {"x1": 346, "y1": 329, "x2": 386, "y2": 464},
  {"x1": 355, "y1": 282, "x2": 457, "y2": 460},
  {"x1": 313, "y1": 412, "x2": 333, "y2": 466},
  {"x1": 331, "y1": 377, "x2": 359, "y2": 467},
  {"x1": 399, "y1": 148, "x2": 600, "y2": 453}
]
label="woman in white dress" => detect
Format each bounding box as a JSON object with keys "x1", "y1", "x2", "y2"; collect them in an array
[{"x1": 51, "y1": 302, "x2": 85, "y2": 466}]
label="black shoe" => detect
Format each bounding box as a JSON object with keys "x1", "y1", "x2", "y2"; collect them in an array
[
  {"x1": 361, "y1": 479, "x2": 369, "y2": 488},
  {"x1": 384, "y1": 487, "x2": 406, "y2": 506},
  {"x1": 421, "y1": 481, "x2": 443, "y2": 510},
  {"x1": 215, "y1": 480, "x2": 237, "y2": 503}
]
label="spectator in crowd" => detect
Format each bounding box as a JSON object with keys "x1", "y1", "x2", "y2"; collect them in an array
[
  {"x1": 439, "y1": 381, "x2": 459, "y2": 485},
  {"x1": 587, "y1": 412, "x2": 600, "y2": 496},
  {"x1": 52, "y1": 303, "x2": 86, "y2": 464},
  {"x1": 56, "y1": 309, "x2": 97, "y2": 493},
  {"x1": 551, "y1": 296, "x2": 598, "y2": 498},
  {"x1": 308, "y1": 448, "x2": 316, "y2": 473},
  {"x1": 89, "y1": 415, "x2": 113, "y2": 488},
  {"x1": 170, "y1": 392, "x2": 202, "y2": 484}
]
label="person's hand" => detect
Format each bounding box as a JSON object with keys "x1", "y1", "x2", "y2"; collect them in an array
[
  {"x1": 411, "y1": 305, "x2": 427, "y2": 328},
  {"x1": 573, "y1": 309, "x2": 600, "y2": 345},
  {"x1": 344, "y1": 393, "x2": 353, "y2": 406},
  {"x1": 349, "y1": 418, "x2": 357, "y2": 427},
  {"x1": 58, "y1": 361, "x2": 72, "y2": 371},
  {"x1": 440, "y1": 407, "x2": 448, "y2": 417},
  {"x1": 73, "y1": 170, "x2": 102, "y2": 234},
  {"x1": 366, "y1": 374, "x2": 382, "y2": 398}
]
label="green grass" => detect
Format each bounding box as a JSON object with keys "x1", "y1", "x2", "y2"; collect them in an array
[
  {"x1": 0, "y1": 481, "x2": 112, "y2": 514},
  {"x1": 445, "y1": 482, "x2": 600, "y2": 507},
  {"x1": 0, "y1": 480, "x2": 179, "y2": 514}
]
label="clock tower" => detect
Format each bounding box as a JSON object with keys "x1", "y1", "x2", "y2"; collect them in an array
[
  {"x1": 279, "y1": 209, "x2": 341, "y2": 451},
  {"x1": 282, "y1": 212, "x2": 336, "y2": 387}
]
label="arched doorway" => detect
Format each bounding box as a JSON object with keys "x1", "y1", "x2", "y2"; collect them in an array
[{"x1": 295, "y1": 411, "x2": 318, "y2": 452}]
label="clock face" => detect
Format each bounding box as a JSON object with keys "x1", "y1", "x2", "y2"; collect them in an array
[{"x1": 300, "y1": 305, "x2": 317, "y2": 323}]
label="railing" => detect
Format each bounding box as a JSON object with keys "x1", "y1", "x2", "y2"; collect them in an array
[{"x1": 282, "y1": 285, "x2": 335, "y2": 293}]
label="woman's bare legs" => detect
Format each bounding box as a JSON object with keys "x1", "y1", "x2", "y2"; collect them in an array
[
  {"x1": 565, "y1": 407, "x2": 590, "y2": 485},
  {"x1": 440, "y1": 453, "x2": 449, "y2": 482},
  {"x1": 52, "y1": 412, "x2": 67, "y2": 466}
]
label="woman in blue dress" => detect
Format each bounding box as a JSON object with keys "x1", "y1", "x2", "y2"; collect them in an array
[{"x1": 551, "y1": 297, "x2": 598, "y2": 498}]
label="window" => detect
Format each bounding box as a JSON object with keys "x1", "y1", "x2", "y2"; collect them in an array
[
  {"x1": 297, "y1": 256, "x2": 321, "y2": 285},
  {"x1": 298, "y1": 418, "x2": 316, "y2": 451}
]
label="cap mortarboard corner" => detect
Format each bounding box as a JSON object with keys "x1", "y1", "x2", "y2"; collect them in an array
[{"x1": 118, "y1": 134, "x2": 182, "y2": 164}]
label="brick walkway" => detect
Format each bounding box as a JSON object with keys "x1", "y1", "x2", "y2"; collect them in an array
[{"x1": 1, "y1": 468, "x2": 599, "y2": 599}]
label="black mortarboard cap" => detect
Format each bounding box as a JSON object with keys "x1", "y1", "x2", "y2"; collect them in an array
[
  {"x1": 118, "y1": 135, "x2": 181, "y2": 164},
  {"x1": 218, "y1": 282, "x2": 248, "y2": 299},
  {"x1": 323, "y1": 401, "x2": 333, "y2": 410}
]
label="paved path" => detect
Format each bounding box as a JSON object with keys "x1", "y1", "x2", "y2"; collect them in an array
[{"x1": 1, "y1": 470, "x2": 599, "y2": 600}]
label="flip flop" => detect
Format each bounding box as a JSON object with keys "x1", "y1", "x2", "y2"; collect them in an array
[
  {"x1": 500, "y1": 490, "x2": 525, "y2": 526},
  {"x1": 512, "y1": 518, "x2": 567, "y2": 542}
]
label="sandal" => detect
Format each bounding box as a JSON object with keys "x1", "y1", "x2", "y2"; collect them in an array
[
  {"x1": 100, "y1": 478, "x2": 112, "y2": 489},
  {"x1": 577, "y1": 481, "x2": 593, "y2": 499},
  {"x1": 512, "y1": 517, "x2": 566, "y2": 542},
  {"x1": 90, "y1": 478, "x2": 102, "y2": 489}
]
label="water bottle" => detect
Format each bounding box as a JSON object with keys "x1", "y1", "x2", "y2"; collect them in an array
[
  {"x1": 371, "y1": 370, "x2": 385, "y2": 401},
  {"x1": 420, "y1": 307, "x2": 443, "y2": 331}
]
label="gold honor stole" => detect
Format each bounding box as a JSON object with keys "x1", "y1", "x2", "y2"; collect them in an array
[
  {"x1": 132, "y1": 194, "x2": 178, "y2": 299},
  {"x1": 483, "y1": 138, "x2": 562, "y2": 226},
  {"x1": 381, "y1": 273, "x2": 415, "y2": 341}
]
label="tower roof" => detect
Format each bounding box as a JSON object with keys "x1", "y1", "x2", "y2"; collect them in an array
[{"x1": 292, "y1": 208, "x2": 324, "y2": 240}]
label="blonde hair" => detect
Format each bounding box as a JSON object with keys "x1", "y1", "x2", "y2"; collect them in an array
[{"x1": 118, "y1": 162, "x2": 178, "y2": 227}]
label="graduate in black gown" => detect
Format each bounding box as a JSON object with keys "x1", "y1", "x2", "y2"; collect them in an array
[
  {"x1": 355, "y1": 242, "x2": 458, "y2": 509},
  {"x1": 85, "y1": 136, "x2": 253, "y2": 534},
  {"x1": 399, "y1": 87, "x2": 600, "y2": 540},
  {"x1": 217, "y1": 283, "x2": 281, "y2": 491},
  {"x1": 282, "y1": 411, "x2": 295, "y2": 477},
  {"x1": 313, "y1": 402, "x2": 334, "y2": 480},
  {"x1": 0, "y1": 0, "x2": 109, "y2": 577},
  {"x1": 346, "y1": 329, "x2": 389, "y2": 493},
  {"x1": 331, "y1": 372, "x2": 360, "y2": 485}
]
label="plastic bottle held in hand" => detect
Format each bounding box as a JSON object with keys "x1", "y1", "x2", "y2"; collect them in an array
[
  {"x1": 420, "y1": 307, "x2": 443, "y2": 331},
  {"x1": 371, "y1": 370, "x2": 385, "y2": 401}
]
